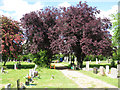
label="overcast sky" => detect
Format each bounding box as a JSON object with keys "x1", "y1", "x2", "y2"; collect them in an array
[{"x1": 0, "y1": 0, "x2": 119, "y2": 35}]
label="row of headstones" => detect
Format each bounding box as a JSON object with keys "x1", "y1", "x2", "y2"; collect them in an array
[
  {"x1": 5, "y1": 79, "x2": 25, "y2": 90},
  {"x1": 86, "y1": 61, "x2": 120, "y2": 78}
]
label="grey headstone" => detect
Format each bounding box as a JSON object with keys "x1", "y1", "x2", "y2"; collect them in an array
[{"x1": 117, "y1": 64, "x2": 120, "y2": 78}]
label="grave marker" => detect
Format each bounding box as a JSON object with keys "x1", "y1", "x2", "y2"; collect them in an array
[
  {"x1": 117, "y1": 64, "x2": 120, "y2": 78},
  {"x1": 17, "y1": 79, "x2": 20, "y2": 90},
  {"x1": 5, "y1": 83, "x2": 11, "y2": 90},
  {"x1": 99, "y1": 60, "x2": 101, "y2": 63},
  {"x1": 111, "y1": 68, "x2": 117, "y2": 78},
  {"x1": 14, "y1": 64, "x2": 16, "y2": 70},
  {"x1": 105, "y1": 65, "x2": 109, "y2": 75},
  {"x1": 99, "y1": 66, "x2": 105, "y2": 76},
  {"x1": 86, "y1": 61, "x2": 89, "y2": 71},
  {"x1": 96, "y1": 58, "x2": 98, "y2": 64},
  {"x1": 1, "y1": 67, "x2": 3, "y2": 73}
]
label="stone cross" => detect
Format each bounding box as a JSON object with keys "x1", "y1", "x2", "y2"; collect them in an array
[
  {"x1": 99, "y1": 66, "x2": 105, "y2": 76},
  {"x1": 105, "y1": 65, "x2": 109, "y2": 75},
  {"x1": 5, "y1": 83, "x2": 11, "y2": 90},
  {"x1": 96, "y1": 58, "x2": 98, "y2": 64},
  {"x1": 14, "y1": 64, "x2": 16, "y2": 70},
  {"x1": 86, "y1": 61, "x2": 89, "y2": 71}
]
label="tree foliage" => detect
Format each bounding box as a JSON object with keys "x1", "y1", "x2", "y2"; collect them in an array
[
  {"x1": 21, "y1": 1, "x2": 113, "y2": 68},
  {"x1": 1, "y1": 16, "x2": 24, "y2": 65}
]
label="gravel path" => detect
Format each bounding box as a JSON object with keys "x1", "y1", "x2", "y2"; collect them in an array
[{"x1": 60, "y1": 69, "x2": 118, "y2": 88}]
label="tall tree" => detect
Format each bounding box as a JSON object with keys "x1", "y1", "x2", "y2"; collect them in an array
[
  {"x1": 111, "y1": 13, "x2": 120, "y2": 59},
  {"x1": 49, "y1": 1, "x2": 113, "y2": 69},
  {"x1": 1, "y1": 16, "x2": 24, "y2": 66},
  {"x1": 20, "y1": 7, "x2": 60, "y2": 65}
]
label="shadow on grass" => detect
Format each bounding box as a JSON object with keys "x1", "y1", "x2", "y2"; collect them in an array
[{"x1": 5, "y1": 64, "x2": 35, "y2": 69}]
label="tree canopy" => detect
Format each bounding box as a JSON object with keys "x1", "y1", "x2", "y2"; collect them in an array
[
  {"x1": 1, "y1": 16, "x2": 24, "y2": 65},
  {"x1": 21, "y1": 1, "x2": 113, "y2": 68}
]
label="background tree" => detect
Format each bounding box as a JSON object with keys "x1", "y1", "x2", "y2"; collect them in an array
[
  {"x1": 1, "y1": 16, "x2": 24, "y2": 66},
  {"x1": 111, "y1": 13, "x2": 120, "y2": 60},
  {"x1": 49, "y1": 1, "x2": 113, "y2": 69}
]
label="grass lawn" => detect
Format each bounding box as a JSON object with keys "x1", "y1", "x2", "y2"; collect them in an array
[
  {"x1": 79, "y1": 70, "x2": 118, "y2": 87},
  {"x1": 54, "y1": 61, "x2": 118, "y2": 87},
  {"x1": 1, "y1": 61, "x2": 79, "y2": 88}
]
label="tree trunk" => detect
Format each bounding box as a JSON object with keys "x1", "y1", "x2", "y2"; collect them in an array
[{"x1": 3, "y1": 60, "x2": 7, "y2": 66}]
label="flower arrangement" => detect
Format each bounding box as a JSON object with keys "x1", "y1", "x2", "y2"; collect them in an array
[{"x1": 25, "y1": 75, "x2": 33, "y2": 82}]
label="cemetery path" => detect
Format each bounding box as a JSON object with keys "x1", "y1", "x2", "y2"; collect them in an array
[{"x1": 60, "y1": 69, "x2": 117, "y2": 88}]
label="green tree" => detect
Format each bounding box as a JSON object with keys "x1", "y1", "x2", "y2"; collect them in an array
[{"x1": 111, "y1": 13, "x2": 120, "y2": 60}]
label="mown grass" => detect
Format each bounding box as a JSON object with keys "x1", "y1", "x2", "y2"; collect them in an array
[
  {"x1": 79, "y1": 70, "x2": 118, "y2": 87},
  {"x1": 1, "y1": 62, "x2": 79, "y2": 88}
]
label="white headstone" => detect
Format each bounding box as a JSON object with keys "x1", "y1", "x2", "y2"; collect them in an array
[
  {"x1": 86, "y1": 61, "x2": 89, "y2": 71},
  {"x1": 1, "y1": 67, "x2": 3, "y2": 73},
  {"x1": 90, "y1": 60, "x2": 91, "y2": 62},
  {"x1": 111, "y1": 68, "x2": 117, "y2": 78},
  {"x1": 34, "y1": 64, "x2": 37, "y2": 71},
  {"x1": 99, "y1": 60, "x2": 101, "y2": 63},
  {"x1": 75, "y1": 57, "x2": 77, "y2": 63},
  {"x1": 99, "y1": 66, "x2": 105, "y2": 75},
  {"x1": 5, "y1": 83, "x2": 11, "y2": 90},
  {"x1": 14, "y1": 64, "x2": 16, "y2": 70},
  {"x1": 105, "y1": 65, "x2": 109, "y2": 75},
  {"x1": 96, "y1": 58, "x2": 98, "y2": 64}
]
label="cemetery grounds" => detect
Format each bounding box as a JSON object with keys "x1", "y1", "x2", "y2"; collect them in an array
[{"x1": 0, "y1": 60, "x2": 119, "y2": 89}]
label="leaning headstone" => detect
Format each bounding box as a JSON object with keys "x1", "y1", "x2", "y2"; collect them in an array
[
  {"x1": 117, "y1": 64, "x2": 120, "y2": 78},
  {"x1": 14, "y1": 64, "x2": 16, "y2": 70},
  {"x1": 5, "y1": 83, "x2": 11, "y2": 90},
  {"x1": 96, "y1": 58, "x2": 98, "y2": 64},
  {"x1": 110, "y1": 68, "x2": 117, "y2": 78},
  {"x1": 105, "y1": 65, "x2": 109, "y2": 75},
  {"x1": 86, "y1": 61, "x2": 89, "y2": 71},
  {"x1": 99, "y1": 66, "x2": 105, "y2": 76}
]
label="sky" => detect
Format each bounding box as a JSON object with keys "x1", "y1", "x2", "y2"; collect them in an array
[{"x1": 0, "y1": 0, "x2": 119, "y2": 34}]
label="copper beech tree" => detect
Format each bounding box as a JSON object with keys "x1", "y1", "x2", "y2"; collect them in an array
[
  {"x1": 1, "y1": 16, "x2": 24, "y2": 66},
  {"x1": 21, "y1": 1, "x2": 113, "y2": 68}
]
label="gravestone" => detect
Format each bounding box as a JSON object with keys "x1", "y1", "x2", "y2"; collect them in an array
[
  {"x1": 86, "y1": 61, "x2": 89, "y2": 71},
  {"x1": 99, "y1": 60, "x2": 101, "y2": 63},
  {"x1": 1, "y1": 67, "x2": 3, "y2": 73},
  {"x1": 99, "y1": 66, "x2": 105, "y2": 76},
  {"x1": 14, "y1": 64, "x2": 16, "y2": 70},
  {"x1": 93, "y1": 67, "x2": 98, "y2": 74},
  {"x1": 105, "y1": 65, "x2": 109, "y2": 75},
  {"x1": 17, "y1": 79, "x2": 20, "y2": 90},
  {"x1": 117, "y1": 64, "x2": 120, "y2": 78},
  {"x1": 90, "y1": 60, "x2": 91, "y2": 62},
  {"x1": 96, "y1": 58, "x2": 98, "y2": 64},
  {"x1": 111, "y1": 68, "x2": 117, "y2": 78},
  {"x1": 75, "y1": 57, "x2": 77, "y2": 63},
  {"x1": 5, "y1": 83, "x2": 11, "y2": 90},
  {"x1": 34, "y1": 64, "x2": 37, "y2": 71}
]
